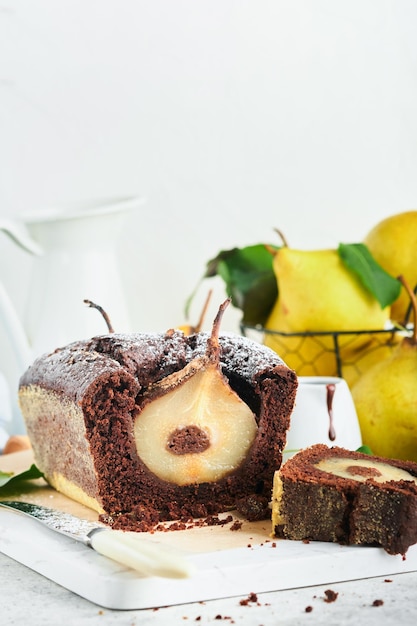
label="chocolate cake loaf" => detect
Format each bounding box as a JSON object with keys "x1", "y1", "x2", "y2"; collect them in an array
[
  {"x1": 19, "y1": 303, "x2": 297, "y2": 529},
  {"x1": 272, "y1": 444, "x2": 417, "y2": 555}
]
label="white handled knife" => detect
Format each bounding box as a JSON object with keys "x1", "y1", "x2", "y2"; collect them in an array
[{"x1": 0, "y1": 500, "x2": 194, "y2": 579}]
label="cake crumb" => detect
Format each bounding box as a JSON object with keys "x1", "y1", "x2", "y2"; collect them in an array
[
  {"x1": 230, "y1": 520, "x2": 243, "y2": 531},
  {"x1": 305, "y1": 606, "x2": 313, "y2": 613},
  {"x1": 372, "y1": 599, "x2": 384, "y2": 607},
  {"x1": 384, "y1": 579, "x2": 392, "y2": 583},
  {"x1": 239, "y1": 592, "x2": 258, "y2": 606},
  {"x1": 105, "y1": 512, "x2": 236, "y2": 533},
  {"x1": 323, "y1": 589, "x2": 338, "y2": 603}
]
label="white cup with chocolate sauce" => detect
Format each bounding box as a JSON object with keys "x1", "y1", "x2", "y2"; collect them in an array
[{"x1": 283, "y1": 376, "x2": 362, "y2": 461}]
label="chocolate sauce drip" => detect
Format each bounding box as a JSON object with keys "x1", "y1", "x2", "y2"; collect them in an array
[{"x1": 326, "y1": 384, "x2": 336, "y2": 441}]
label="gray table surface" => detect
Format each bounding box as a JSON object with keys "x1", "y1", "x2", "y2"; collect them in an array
[{"x1": 1, "y1": 551, "x2": 416, "y2": 626}]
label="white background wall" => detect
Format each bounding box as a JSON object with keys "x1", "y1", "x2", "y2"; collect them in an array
[{"x1": 1, "y1": 1, "x2": 417, "y2": 429}]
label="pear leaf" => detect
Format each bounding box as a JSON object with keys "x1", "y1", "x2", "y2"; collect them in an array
[
  {"x1": 338, "y1": 243, "x2": 401, "y2": 309},
  {"x1": 356, "y1": 445, "x2": 373, "y2": 455},
  {"x1": 186, "y1": 244, "x2": 279, "y2": 326},
  {"x1": 0, "y1": 464, "x2": 44, "y2": 490}
]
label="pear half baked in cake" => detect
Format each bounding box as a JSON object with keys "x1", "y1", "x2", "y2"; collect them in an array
[{"x1": 19, "y1": 300, "x2": 297, "y2": 529}]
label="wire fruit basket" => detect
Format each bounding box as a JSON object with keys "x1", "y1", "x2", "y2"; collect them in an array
[{"x1": 240, "y1": 324, "x2": 409, "y2": 389}]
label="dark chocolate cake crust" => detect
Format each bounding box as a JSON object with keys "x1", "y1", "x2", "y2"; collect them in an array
[
  {"x1": 19, "y1": 330, "x2": 297, "y2": 526},
  {"x1": 272, "y1": 444, "x2": 417, "y2": 555}
]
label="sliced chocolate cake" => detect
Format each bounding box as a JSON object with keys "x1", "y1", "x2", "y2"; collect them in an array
[{"x1": 272, "y1": 443, "x2": 417, "y2": 555}]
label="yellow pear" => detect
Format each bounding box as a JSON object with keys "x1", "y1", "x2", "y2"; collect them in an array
[
  {"x1": 266, "y1": 247, "x2": 389, "y2": 332},
  {"x1": 351, "y1": 277, "x2": 417, "y2": 462},
  {"x1": 341, "y1": 331, "x2": 403, "y2": 388},
  {"x1": 364, "y1": 210, "x2": 417, "y2": 324},
  {"x1": 264, "y1": 247, "x2": 390, "y2": 379},
  {"x1": 264, "y1": 298, "x2": 338, "y2": 377}
]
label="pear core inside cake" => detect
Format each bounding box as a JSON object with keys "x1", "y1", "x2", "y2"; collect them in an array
[
  {"x1": 134, "y1": 367, "x2": 258, "y2": 485},
  {"x1": 315, "y1": 457, "x2": 417, "y2": 485}
]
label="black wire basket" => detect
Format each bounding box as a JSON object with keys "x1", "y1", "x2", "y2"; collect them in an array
[{"x1": 240, "y1": 323, "x2": 409, "y2": 388}]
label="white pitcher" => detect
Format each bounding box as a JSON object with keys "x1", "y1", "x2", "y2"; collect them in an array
[{"x1": 0, "y1": 195, "x2": 144, "y2": 433}]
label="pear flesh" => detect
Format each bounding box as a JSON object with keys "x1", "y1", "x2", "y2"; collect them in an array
[
  {"x1": 134, "y1": 300, "x2": 258, "y2": 486},
  {"x1": 315, "y1": 456, "x2": 417, "y2": 484},
  {"x1": 134, "y1": 361, "x2": 257, "y2": 485}
]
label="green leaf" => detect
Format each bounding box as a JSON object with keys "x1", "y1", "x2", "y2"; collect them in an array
[
  {"x1": 356, "y1": 445, "x2": 373, "y2": 455},
  {"x1": 0, "y1": 470, "x2": 13, "y2": 487},
  {"x1": 188, "y1": 244, "x2": 279, "y2": 326},
  {"x1": 338, "y1": 243, "x2": 401, "y2": 309},
  {"x1": 0, "y1": 464, "x2": 44, "y2": 490}
]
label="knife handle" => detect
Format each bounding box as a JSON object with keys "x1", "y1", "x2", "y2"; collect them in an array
[{"x1": 88, "y1": 529, "x2": 194, "y2": 579}]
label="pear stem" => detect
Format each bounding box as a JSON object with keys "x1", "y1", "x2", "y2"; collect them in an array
[
  {"x1": 194, "y1": 289, "x2": 213, "y2": 333},
  {"x1": 206, "y1": 298, "x2": 230, "y2": 363},
  {"x1": 397, "y1": 276, "x2": 417, "y2": 344},
  {"x1": 273, "y1": 228, "x2": 289, "y2": 247},
  {"x1": 264, "y1": 244, "x2": 277, "y2": 257},
  {"x1": 84, "y1": 299, "x2": 115, "y2": 333}
]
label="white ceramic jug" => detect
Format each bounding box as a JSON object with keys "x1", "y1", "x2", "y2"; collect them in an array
[{"x1": 0, "y1": 195, "x2": 143, "y2": 432}]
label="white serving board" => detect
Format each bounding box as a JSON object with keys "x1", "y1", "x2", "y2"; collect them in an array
[{"x1": 1, "y1": 451, "x2": 417, "y2": 610}]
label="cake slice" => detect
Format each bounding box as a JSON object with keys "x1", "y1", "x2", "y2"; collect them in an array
[
  {"x1": 272, "y1": 443, "x2": 417, "y2": 555},
  {"x1": 18, "y1": 304, "x2": 297, "y2": 530}
]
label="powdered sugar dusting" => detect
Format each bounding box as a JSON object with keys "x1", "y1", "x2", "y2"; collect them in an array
[{"x1": 88, "y1": 329, "x2": 287, "y2": 384}]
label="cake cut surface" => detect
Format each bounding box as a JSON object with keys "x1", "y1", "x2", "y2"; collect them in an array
[
  {"x1": 272, "y1": 443, "x2": 417, "y2": 555},
  {"x1": 19, "y1": 325, "x2": 297, "y2": 530}
]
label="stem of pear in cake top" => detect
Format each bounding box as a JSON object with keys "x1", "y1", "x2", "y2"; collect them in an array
[
  {"x1": 193, "y1": 289, "x2": 213, "y2": 333},
  {"x1": 397, "y1": 276, "x2": 417, "y2": 344},
  {"x1": 206, "y1": 298, "x2": 230, "y2": 364},
  {"x1": 83, "y1": 299, "x2": 115, "y2": 333}
]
